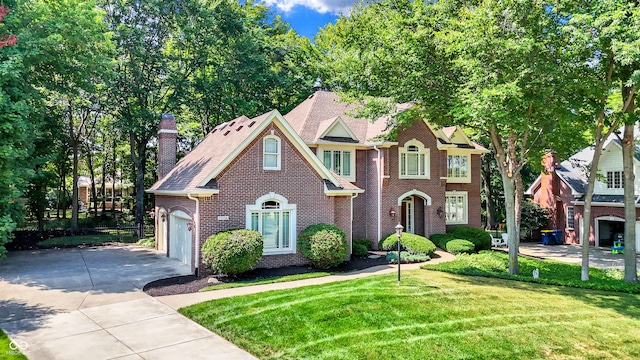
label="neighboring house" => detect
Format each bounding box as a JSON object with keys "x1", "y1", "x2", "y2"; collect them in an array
[
  {"x1": 148, "y1": 91, "x2": 487, "y2": 273},
  {"x1": 77, "y1": 175, "x2": 133, "y2": 211},
  {"x1": 528, "y1": 129, "x2": 640, "y2": 253}
]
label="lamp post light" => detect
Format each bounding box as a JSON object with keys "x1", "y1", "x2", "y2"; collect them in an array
[{"x1": 395, "y1": 223, "x2": 403, "y2": 286}]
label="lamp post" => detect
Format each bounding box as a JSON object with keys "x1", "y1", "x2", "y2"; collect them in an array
[{"x1": 395, "y1": 223, "x2": 403, "y2": 285}]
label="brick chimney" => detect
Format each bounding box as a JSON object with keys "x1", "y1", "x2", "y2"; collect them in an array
[
  {"x1": 158, "y1": 114, "x2": 177, "y2": 179},
  {"x1": 540, "y1": 151, "x2": 560, "y2": 227}
]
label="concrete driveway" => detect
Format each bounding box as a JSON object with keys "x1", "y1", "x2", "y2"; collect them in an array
[
  {"x1": 517, "y1": 243, "x2": 640, "y2": 269},
  {"x1": 0, "y1": 245, "x2": 256, "y2": 360}
]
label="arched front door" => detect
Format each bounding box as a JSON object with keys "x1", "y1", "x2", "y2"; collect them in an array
[{"x1": 397, "y1": 190, "x2": 431, "y2": 237}]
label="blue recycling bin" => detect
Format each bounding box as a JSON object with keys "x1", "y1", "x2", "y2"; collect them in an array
[
  {"x1": 541, "y1": 230, "x2": 553, "y2": 245},
  {"x1": 552, "y1": 230, "x2": 564, "y2": 245}
]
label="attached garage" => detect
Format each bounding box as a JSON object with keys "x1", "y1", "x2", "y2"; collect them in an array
[{"x1": 169, "y1": 211, "x2": 193, "y2": 267}]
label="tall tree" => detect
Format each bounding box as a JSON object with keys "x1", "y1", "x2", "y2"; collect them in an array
[
  {"x1": 564, "y1": 0, "x2": 639, "y2": 282},
  {"x1": 317, "y1": 0, "x2": 587, "y2": 274}
]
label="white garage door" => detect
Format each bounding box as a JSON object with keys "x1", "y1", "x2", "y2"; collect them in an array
[{"x1": 169, "y1": 212, "x2": 192, "y2": 266}]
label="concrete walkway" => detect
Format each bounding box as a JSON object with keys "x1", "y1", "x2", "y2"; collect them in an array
[
  {"x1": 0, "y1": 245, "x2": 255, "y2": 360},
  {"x1": 157, "y1": 250, "x2": 457, "y2": 310}
]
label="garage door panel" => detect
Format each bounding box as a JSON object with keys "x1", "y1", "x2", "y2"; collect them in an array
[{"x1": 170, "y1": 215, "x2": 192, "y2": 266}]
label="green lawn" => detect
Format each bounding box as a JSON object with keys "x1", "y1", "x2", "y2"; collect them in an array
[
  {"x1": 201, "y1": 272, "x2": 333, "y2": 292},
  {"x1": 0, "y1": 329, "x2": 27, "y2": 360},
  {"x1": 422, "y1": 251, "x2": 640, "y2": 294},
  {"x1": 181, "y1": 270, "x2": 640, "y2": 359},
  {"x1": 38, "y1": 233, "x2": 138, "y2": 247}
]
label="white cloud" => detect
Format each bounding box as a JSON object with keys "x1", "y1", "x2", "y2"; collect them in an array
[{"x1": 263, "y1": 0, "x2": 356, "y2": 15}]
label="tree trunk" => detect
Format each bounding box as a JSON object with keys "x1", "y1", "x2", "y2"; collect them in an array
[
  {"x1": 71, "y1": 140, "x2": 79, "y2": 233},
  {"x1": 112, "y1": 138, "x2": 117, "y2": 212},
  {"x1": 482, "y1": 153, "x2": 496, "y2": 229},
  {"x1": 86, "y1": 144, "x2": 98, "y2": 216},
  {"x1": 622, "y1": 122, "x2": 638, "y2": 284},
  {"x1": 101, "y1": 151, "x2": 107, "y2": 213},
  {"x1": 130, "y1": 131, "x2": 148, "y2": 239}
]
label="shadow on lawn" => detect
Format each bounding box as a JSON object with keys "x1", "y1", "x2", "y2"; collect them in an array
[{"x1": 436, "y1": 271, "x2": 640, "y2": 320}]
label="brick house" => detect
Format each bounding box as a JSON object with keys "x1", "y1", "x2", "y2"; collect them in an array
[
  {"x1": 148, "y1": 91, "x2": 487, "y2": 273},
  {"x1": 527, "y1": 130, "x2": 640, "y2": 253}
]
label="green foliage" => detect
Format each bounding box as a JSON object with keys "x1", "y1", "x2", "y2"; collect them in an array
[
  {"x1": 298, "y1": 224, "x2": 348, "y2": 269},
  {"x1": 202, "y1": 229, "x2": 263, "y2": 276},
  {"x1": 448, "y1": 226, "x2": 492, "y2": 251},
  {"x1": 353, "y1": 238, "x2": 372, "y2": 250},
  {"x1": 379, "y1": 233, "x2": 436, "y2": 256},
  {"x1": 386, "y1": 251, "x2": 430, "y2": 264},
  {"x1": 429, "y1": 233, "x2": 457, "y2": 249},
  {"x1": 352, "y1": 243, "x2": 369, "y2": 257},
  {"x1": 520, "y1": 201, "x2": 551, "y2": 235},
  {"x1": 0, "y1": 327, "x2": 27, "y2": 360},
  {"x1": 38, "y1": 233, "x2": 138, "y2": 247},
  {"x1": 445, "y1": 239, "x2": 475, "y2": 255},
  {"x1": 423, "y1": 251, "x2": 640, "y2": 294},
  {"x1": 137, "y1": 237, "x2": 155, "y2": 248}
]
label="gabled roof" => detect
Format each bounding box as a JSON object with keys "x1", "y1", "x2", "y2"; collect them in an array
[
  {"x1": 526, "y1": 126, "x2": 640, "y2": 197},
  {"x1": 148, "y1": 110, "x2": 361, "y2": 196}
]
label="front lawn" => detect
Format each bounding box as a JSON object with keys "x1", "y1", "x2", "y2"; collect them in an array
[
  {"x1": 0, "y1": 329, "x2": 27, "y2": 360},
  {"x1": 201, "y1": 272, "x2": 333, "y2": 292},
  {"x1": 181, "y1": 270, "x2": 640, "y2": 359},
  {"x1": 422, "y1": 251, "x2": 640, "y2": 294}
]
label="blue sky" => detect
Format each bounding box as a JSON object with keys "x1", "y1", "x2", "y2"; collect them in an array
[{"x1": 262, "y1": 0, "x2": 357, "y2": 39}]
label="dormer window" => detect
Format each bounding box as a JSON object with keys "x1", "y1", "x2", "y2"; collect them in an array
[
  {"x1": 263, "y1": 136, "x2": 281, "y2": 170},
  {"x1": 447, "y1": 152, "x2": 471, "y2": 183},
  {"x1": 399, "y1": 139, "x2": 429, "y2": 179}
]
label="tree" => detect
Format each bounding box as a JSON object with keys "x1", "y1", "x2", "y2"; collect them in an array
[
  {"x1": 317, "y1": 0, "x2": 587, "y2": 274},
  {"x1": 563, "y1": 0, "x2": 639, "y2": 282}
]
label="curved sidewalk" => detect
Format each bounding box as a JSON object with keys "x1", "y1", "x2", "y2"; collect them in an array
[{"x1": 156, "y1": 250, "x2": 456, "y2": 310}]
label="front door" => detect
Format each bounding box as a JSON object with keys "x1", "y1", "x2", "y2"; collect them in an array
[{"x1": 402, "y1": 196, "x2": 414, "y2": 234}]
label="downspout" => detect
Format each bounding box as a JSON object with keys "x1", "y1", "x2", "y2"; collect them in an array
[
  {"x1": 187, "y1": 193, "x2": 200, "y2": 276},
  {"x1": 374, "y1": 145, "x2": 382, "y2": 244},
  {"x1": 350, "y1": 192, "x2": 359, "y2": 255}
]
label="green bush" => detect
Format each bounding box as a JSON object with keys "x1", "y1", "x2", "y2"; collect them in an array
[
  {"x1": 299, "y1": 224, "x2": 348, "y2": 269},
  {"x1": 386, "y1": 251, "x2": 430, "y2": 264},
  {"x1": 353, "y1": 238, "x2": 372, "y2": 250},
  {"x1": 353, "y1": 243, "x2": 369, "y2": 257},
  {"x1": 448, "y1": 226, "x2": 492, "y2": 250},
  {"x1": 202, "y1": 229, "x2": 263, "y2": 276},
  {"x1": 429, "y1": 233, "x2": 456, "y2": 249},
  {"x1": 379, "y1": 233, "x2": 436, "y2": 257},
  {"x1": 445, "y1": 239, "x2": 475, "y2": 254},
  {"x1": 137, "y1": 237, "x2": 155, "y2": 248}
]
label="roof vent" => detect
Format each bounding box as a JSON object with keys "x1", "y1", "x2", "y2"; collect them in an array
[
  {"x1": 223, "y1": 130, "x2": 230, "y2": 136},
  {"x1": 211, "y1": 128, "x2": 217, "y2": 134},
  {"x1": 248, "y1": 121, "x2": 256, "y2": 128},
  {"x1": 229, "y1": 121, "x2": 236, "y2": 127},
  {"x1": 236, "y1": 125, "x2": 243, "y2": 131}
]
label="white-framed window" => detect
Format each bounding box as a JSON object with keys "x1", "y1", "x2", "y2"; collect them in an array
[
  {"x1": 606, "y1": 171, "x2": 623, "y2": 189},
  {"x1": 322, "y1": 150, "x2": 352, "y2": 177},
  {"x1": 566, "y1": 206, "x2": 575, "y2": 229},
  {"x1": 263, "y1": 136, "x2": 281, "y2": 170},
  {"x1": 399, "y1": 139, "x2": 430, "y2": 179},
  {"x1": 246, "y1": 193, "x2": 296, "y2": 255},
  {"x1": 447, "y1": 153, "x2": 470, "y2": 182},
  {"x1": 445, "y1": 191, "x2": 468, "y2": 224}
]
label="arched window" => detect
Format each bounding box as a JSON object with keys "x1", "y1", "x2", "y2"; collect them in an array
[
  {"x1": 263, "y1": 136, "x2": 281, "y2": 170},
  {"x1": 399, "y1": 139, "x2": 429, "y2": 179},
  {"x1": 246, "y1": 193, "x2": 296, "y2": 254}
]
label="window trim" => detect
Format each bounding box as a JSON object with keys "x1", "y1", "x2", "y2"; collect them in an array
[
  {"x1": 246, "y1": 193, "x2": 296, "y2": 255},
  {"x1": 263, "y1": 135, "x2": 281, "y2": 171},
  {"x1": 445, "y1": 191, "x2": 468, "y2": 225},
  {"x1": 398, "y1": 139, "x2": 430, "y2": 179},
  {"x1": 317, "y1": 147, "x2": 356, "y2": 182},
  {"x1": 566, "y1": 206, "x2": 575, "y2": 230},
  {"x1": 606, "y1": 170, "x2": 623, "y2": 189},
  {"x1": 446, "y1": 151, "x2": 471, "y2": 183}
]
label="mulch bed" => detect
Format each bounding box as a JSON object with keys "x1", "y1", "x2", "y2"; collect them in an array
[{"x1": 144, "y1": 253, "x2": 391, "y2": 297}]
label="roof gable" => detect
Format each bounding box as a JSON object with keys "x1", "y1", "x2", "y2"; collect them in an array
[{"x1": 316, "y1": 116, "x2": 358, "y2": 142}]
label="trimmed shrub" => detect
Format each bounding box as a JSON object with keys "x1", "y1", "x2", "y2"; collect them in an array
[
  {"x1": 379, "y1": 233, "x2": 436, "y2": 257},
  {"x1": 353, "y1": 238, "x2": 372, "y2": 250},
  {"x1": 353, "y1": 243, "x2": 369, "y2": 257},
  {"x1": 202, "y1": 229, "x2": 263, "y2": 276},
  {"x1": 299, "y1": 224, "x2": 348, "y2": 269},
  {"x1": 448, "y1": 226, "x2": 492, "y2": 250},
  {"x1": 386, "y1": 251, "x2": 430, "y2": 264},
  {"x1": 430, "y1": 233, "x2": 457, "y2": 249},
  {"x1": 445, "y1": 239, "x2": 476, "y2": 255}
]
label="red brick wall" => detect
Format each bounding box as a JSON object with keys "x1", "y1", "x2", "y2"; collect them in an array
[
  {"x1": 158, "y1": 114, "x2": 177, "y2": 180},
  {"x1": 572, "y1": 205, "x2": 640, "y2": 246},
  {"x1": 352, "y1": 149, "x2": 369, "y2": 242},
  {"x1": 154, "y1": 195, "x2": 197, "y2": 272},
  {"x1": 198, "y1": 124, "x2": 351, "y2": 269}
]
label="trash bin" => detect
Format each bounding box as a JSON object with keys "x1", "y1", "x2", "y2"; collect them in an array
[
  {"x1": 552, "y1": 230, "x2": 564, "y2": 245},
  {"x1": 541, "y1": 230, "x2": 553, "y2": 245}
]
